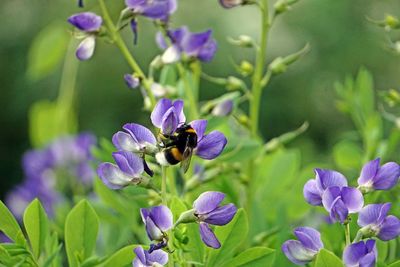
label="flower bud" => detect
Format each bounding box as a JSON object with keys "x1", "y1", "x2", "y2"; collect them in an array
[
  {"x1": 385, "y1": 14, "x2": 400, "y2": 30},
  {"x1": 212, "y1": 100, "x2": 234, "y2": 117},
  {"x1": 219, "y1": 0, "x2": 244, "y2": 9},
  {"x1": 239, "y1": 60, "x2": 254, "y2": 76},
  {"x1": 226, "y1": 76, "x2": 245, "y2": 90},
  {"x1": 268, "y1": 43, "x2": 310, "y2": 75},
  {"x1": 175, "y1": 209, "x2": 197, "y2": 226},
  {"x1": 228, "y1": 35, "x2": 254, "y2": 48},
  {"x1": 76, "y1": 36, "x2": 96, "y2": 61},
  {"x1": 274, "y1": 0, "x2": 300, "y2": 15},
  {"x1": 124, "y1": 74, "x2": 140, "y2": 89}
]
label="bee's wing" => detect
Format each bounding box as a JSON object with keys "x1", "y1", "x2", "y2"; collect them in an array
[{"x1": 180, "y1": 146, "x2": 194, "y2": 173}]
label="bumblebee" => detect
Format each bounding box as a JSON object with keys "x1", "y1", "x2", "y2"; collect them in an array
[{"x1": 156, "y1": 124, "x2": 198, "y2": 173}]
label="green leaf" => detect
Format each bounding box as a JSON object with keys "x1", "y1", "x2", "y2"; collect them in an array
[
  {"x1": 0, "y1": 201, "x2": 26, "y2": 245},
  {"x1": 159, "y1": 65, "x2": 177, "y2": 86},
  {"x1": 206, "y1": 209, "x2": 249, "y2": 267},
  {"x1": 170, "y1": 196, "x2": 188, "y2": 221},
  {"x1": 314, "y1": 249, "x2": 344, "y2": 267},
  {"x1": 29, "y1": 100, "x2": 77, "y2": 147},
  {"x1": 102, "y1": 245, "x2": 137, "y2": 267},
  {"x1": 65, "y1": 200, "x2": 99, "y2": 267},
  {"x1": 27, "y1": 21, "x2": 69, "y2": 80},
  {"x1": 220, "y1": 247, "x2": 275, "y2": 267},
  {"x1": 389, "y1": 261, "x2": 400, "y2": 267},
  {"x1": 185, "y1": 222, "x2": 205, "y2": 263},
  {"x1": 333, "y1": 140, "x2": 362, "y2": 170},
  {"x1": 23, "y1": 199, "x2": 49, "y2": 259}
]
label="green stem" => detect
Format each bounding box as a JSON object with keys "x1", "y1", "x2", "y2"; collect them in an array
[
  {"x1": 353, "y1": 230, "x2": 363, "y2": 243},
  {"x1": 177, "y1": 64, "x2": 199, "y2": 120},
  {"x1": 98, "y1": 0, "x2": 156, "y2": 107},
  {"x1": 161, "y1": 166, "x2": 168, "y2": 205},
  {"x1": 250, "y1": 0, "x2": 270, "y2": 137},
  {"x1": 344, "y1": 223, "x2": 351, "y2": 246}
]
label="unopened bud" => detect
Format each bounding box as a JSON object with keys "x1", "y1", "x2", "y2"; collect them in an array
[
  {"x1": 385, "y1": 14, "x2": 400, "y2": 30},
  {"x1": 239, "y1": 60, "x2": 254, "y2": 76},
  {"x1": 268, "y1": 43, "x2": 310, "y2": 75},
  {"x1": 124, "y1": 74, "x2": 140, "y2": 89},
  {"x1": 212, "y1": 100, "x2": 234, "y2": 117},
  {"x1": 174, "y1": 209, "x2": 197, "y2": 227},
  {"x1": 150, "y1": 55, "x2": 164, "y2": 69},
  {"x1": 274, "y1": 0, "x2": 299, "y2": 14},
  {"x1": 226, "y1": 76, "x2": 245, "y2": 90},
  {"x1": 219, "y1": 0, "x2": 244, "y2": 9},
  {"x1": 228, "y1": 35, "x2": 254, "y2": 48}
]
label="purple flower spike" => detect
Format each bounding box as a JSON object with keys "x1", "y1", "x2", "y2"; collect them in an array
[
  {"x1": 358, "y1": 203, "x2": 400, "y2": 241},
  {"x1": 133, "y1": 246, "x2": 168, "y2": 267},
  {"x1": 97, "y1": 151, "x2": 144, "y2": 189},
  {"x1": 343, "y1": 240, "x2": 377, "y2": 267},
  {"x1": 282, "y1": 227, "x2": 323, "y2": 265},
  {"x1": 140, "y1": 205, "x2": 173, "y2": 241},
  {"x1": 125, "y1": 0, "x2": 177, "y2": 20},
  {"x1": 219, "y1": 0, "x2": 244, "y2": 9},
  {"x1": 158, "y1": 26, "x2": 218, "y2": 63},
  {"x1": 190, "y1": 120, "x2": 227, "y2": 160},
  {"x1": 303, "y1": 168, "x2": 348, "y2": 206},
  {"x1": 76, "y1": 36, "x2": 96, "y2": 61},
  {"x1": 68, "y1": 12, "x2": 102, "y2": 32},
  {"x1": 358, "y1": 158, "x2": 400, "y2": 192},
  {"x1": 322, "y1": 186, "x2": 364, "y2": 223},
  {"x1": 151, "y1": 99, "x2": 185, "y2": 134},
  {"x1": 193, "y1": 191, "x2": 237, "y2": 248},
  {"x1": 124, "y1": 74, "x2": 140, "y2": 89}
]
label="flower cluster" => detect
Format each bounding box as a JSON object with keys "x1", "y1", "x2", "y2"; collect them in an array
[
  {"x1": 6, "y1": 133, "x2": 96, "y2": 219},
  {"x1": 283, "y1": 158, "x2": 400, "y2": 266}
]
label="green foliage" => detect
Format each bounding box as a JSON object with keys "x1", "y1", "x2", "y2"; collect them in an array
[
  {"x1": 207, "y1": 209, "x2": 249, "y2": 267},
  {"x1": 27, "y1": 22, "x2": 69, "y2": 81},
  {"x1": 23, "y1": 199, "x2": 49, "y2": 259},
  {"x1": 65, "y1": 200, "x2": 99, "y2": 267},
  {"x1": 102, "y1": 245, "x2": 137, "y2": 267},
  {"x1": 221, "y1": 247, "x2": 276, "y2": 267},
  {"x1": 314, "y1": 249, "x2": 344, "y2": 267},
  {"x1": 0, "y1": 201, "x2": 26, "y2": 246}
]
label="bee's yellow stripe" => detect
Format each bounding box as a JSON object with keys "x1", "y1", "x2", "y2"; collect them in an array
[
  {"x1": 185, "y1": 128, "x2": 196, "y2": 134},
  {"x1": 171, "y1": 147, "x2": 183, "y2": 161}
]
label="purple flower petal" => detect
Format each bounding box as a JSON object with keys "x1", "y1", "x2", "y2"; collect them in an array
[
  {"x1": 212, "y1": 100, "x2": 233, "y2": 117},
  {"x1": 359, "y1": 252, "x2": 376, "y2": 267},
  {"x1": 151, "y1": 98, "x2": 173, "y2": 128},
  {"x1": 134, "y1": 246, "x2": 146, "y2": 265},
  {"x1": 193, "y1": 191, "x2": 225, "y2": 214},
  {"x1": 190, "y1": 120, "x2": 207, "y2": 141},
  {"x1": 204, "y1": 203, "x2": 237, "y2": 226},
  {"x1": 322, "y1": 186, "x2": 341, "y2": 212},
  {"x1": 329, "y1": 198, "x2": 348, "y2": 223},
  {"x1": 373, "y1": 162, "x2": 400, "y2": 190},
  {"x1": 97, "y1": 162, "x2": 132, "y2": 190},
  {"x1": 303, "y1": 179, "x2": 322, "y2": 206},
  {"x1": 358, "y1": 203, "x2": 391, "y2": 227},
  {"x1": 172, "y1": 99, "x2": 186, "y2": 125},
  {"x1": 315, "y1": 169, "x2": 348, "y2": 191},
  {"x1": 68, "y1": 12, "x2": 102, "y2": 32},
  {"x1": 76, "y1": 36, "x2": 96, "y2": 61},
  {"x1": 149, "y1": 205, "x2": 173, "y2": 232},
  {"x1": 294, "y1": 227, "x2": 323, "y2": 252},
  {"x1": 145, "y1": 216, "x2": 164, "y2": 240},
  {"x1": 195, "y1": 131, "x2": 227, "y2": 160},
  {"x1": 198, "y1": 38, "x2": 217, "y2": 62},
  {"x1": 112, "y1": 151, "x2": 144, "y2": 177},
  {"x1": 161, "y1": 107, "x2": 179, "y2": 135},
  {"x1": 124, "y1": 74, "x2": 140, "y2": 89},
  {"x1": 156, "y1": 32, "x2": 168, "y2": 50},
  {"x1": 282, "y1": 240, "x2": 317, "y2": 265},
  {"x1": 123, "y1": 123, "x2": 157, "y2": 146},
  {"x1": 112, "y1": 131, "x2": 139, "y2": 151},
  {"x1": 358, "y1": 158, "x2": 380, "y2": 186},
  {"x1": 343, "y1": 240, "x2": 376, "y2": 267},
  {"x1": 378, "y1": 215, "x2": 400, "y2": 241},
  {"x1": 199, "y1": 223, "x2": 221, "y2": 249},
  {"x1": 341, "y1": 187, "x2": 364, "y2": 213},
  {"x1": 146, "y1": 249, "x2": 169, "y2": 265}
]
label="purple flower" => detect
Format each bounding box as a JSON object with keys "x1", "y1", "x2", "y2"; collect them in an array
[
  {"x1": 212, "y1": 100, "x2": 234, "y2": 117},
  {"x1": 124, "y1": 74, "x2": 140, "y2": 89},
  {"x1": 190, "y1": 120, "x2": 227, "y2": 160},
  {"x1": 97, "y1": 151, "x2": 145, "y2": 189},
  {"x1": 125, "y1": 0, "x2": 177, "y2": 20},
  {"x1": 219, "y1": 0, "x2": 244, "y2": 8},
  {"x1": 140, "y1": 205, "x2": 173, "y2": 242},
  {"x1": 68, "y1": 12, "x2": 103, "y2": 61},
  {"x1": 156, "y1": 26, "x2": 217, "y2": 63},
  {"x1": 151, "y1": 98, "x2": 186, "y2": 135},
  {"x1": 343, "y1": 240, "x2": 377, "y2": 267},
  {"x1": 133, "y1": 246, "x2": 168, "y2": 267},
  {"x1": 358, "y1": 203, "x2": 400, "y2": 241},
  {"x1": 322, "y1": 186, "x2": 364, "y2": 223},
  {"x1": 357, "y1": 158, "x2": 400, "y2": 192},
  {"x1": 193, "y1": 191, "x2": 237, "y2": 248},
  {"x1": 281, "y1": 227, "x2": 323, "y2": 265},
  {"x1": 303, "y1": 168, "x2": 348, "y2": 206},
  {"x1": 68, "y1": 12, "x2": 102, "y2": 32},
  {"x1": 112, "y1": 123, "x2": 157, "y2": 153}
]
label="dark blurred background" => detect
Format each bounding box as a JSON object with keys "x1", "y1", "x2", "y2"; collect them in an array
[{"x1": 1, "y1": 0, "x2": 400, "y2": 198}]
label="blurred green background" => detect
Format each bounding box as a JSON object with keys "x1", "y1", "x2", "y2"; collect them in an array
[{"x1": 1, "y1": 0, "x2": 400, "y2": 198}]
